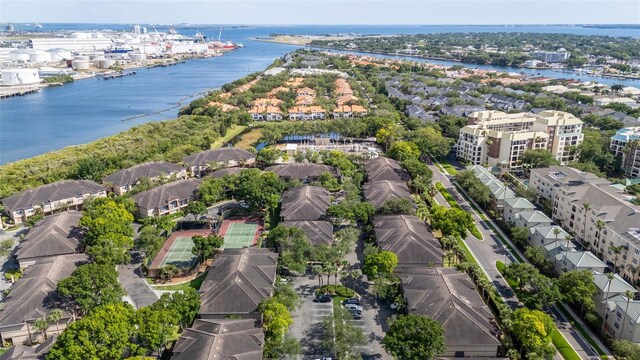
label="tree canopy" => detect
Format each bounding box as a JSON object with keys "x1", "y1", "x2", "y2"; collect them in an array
[
  {"x1": 363, "y1": 250, "x2": 398, "y2": 278},
  {"x1": 57, "y1": 263, "x2": 125, "y2": 316},
  {"x1": 521, "y1": 149, "x2": 560, "y2": 169},
  {"x1": 383, "y1": 315, "x2": 446, "y2": 360},
  {"x1": 510, "y1": 308, "x2": 556, "y2": 359}
]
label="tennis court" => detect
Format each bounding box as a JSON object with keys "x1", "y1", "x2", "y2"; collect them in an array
[
  {"x1": 223, "y1": 222, "x2": 259, "y2": 249},
  {"x1": 159, "y1": 236, "x2": 197, "y2": 268},
  {"x1": 150, "y1": 229, "x2": 212, "y2": 271}
]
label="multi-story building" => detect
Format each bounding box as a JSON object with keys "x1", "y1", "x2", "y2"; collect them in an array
[
  {"x1": 456, "y1": 110, "x2": 583, "y2": 169},
  {"x1": 530, "y1": 166, "x2": 640, "y2": 283},
  {"x1": 532, "y1": 49, "x2": 570, "y2": 63},
  {"x1": 610, "y1": 127, "x2": 640, "y2": 178}
]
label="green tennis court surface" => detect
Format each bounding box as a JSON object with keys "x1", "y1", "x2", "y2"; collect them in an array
[
  {"x1": 223, "y1": 223, "x2": 258, "y2": 249},
  {"x1": 160, "y1": 236, "x2": 197, "y2": 268}
]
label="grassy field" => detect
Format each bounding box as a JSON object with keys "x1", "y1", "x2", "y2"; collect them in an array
[
  {"x1": 151, "y1": 272, "x2": 207, "y2": 291},
  {"x1": 552, "y1": 329, "x2": 582, "y2": 360},
  {"x1": 234, "y1": 128, "x2": 263, "y2": 149},
  {"x1": 211, "y1": 125, "x2": 248, "y2": 149},
  {"x1": 441, "y1": 163, "x2": 459, "y2": 175}
]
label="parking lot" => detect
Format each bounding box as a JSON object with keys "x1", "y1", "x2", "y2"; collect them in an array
[
  {"x1": 288, "y1": 272, "x2": 392, "y2": 360},
  {"x1": 288, "y1": 274, "x2": 334, "y2": 359}
]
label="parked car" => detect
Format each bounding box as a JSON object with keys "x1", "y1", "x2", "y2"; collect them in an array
[
  {"x1": 313, "y1": 294, "x2": 332, "y2": 303},
  {"x1": 348, "y1": 308, "x2": 362, "y2": 319},
  {"x1": 343, "y1": 304, "x2": 363, "y2": 312},
  {"x1": 238, "y1": 201, "x2": 250, "y2": 209},
  {"x1": 342, "y1": 298, "x2": 360, "y2": 306}
]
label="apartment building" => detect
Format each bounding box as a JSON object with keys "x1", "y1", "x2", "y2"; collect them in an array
[
  {"x1": 532, "y1": 49, "x2": 570, "y2": 63},
  {"x1": 530, "y1": 166, "x2": 640, "y2": 283},
  {"x1": 610, "y1": 127, "x2": 640, "y2": 178},
  {"x1": 288, "y1": 106, "x2": 326, "y2": 120},
  {"x1": 456, "y1": 110, "x2": 583, "y2": 169}
]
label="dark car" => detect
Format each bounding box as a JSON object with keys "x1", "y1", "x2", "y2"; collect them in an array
[
  {"x1": 313, "y1": 294, "x2": 332, "y2": 303},
  {"x1": 342, "y1": 298, "x2": 360, "y2": 306}
]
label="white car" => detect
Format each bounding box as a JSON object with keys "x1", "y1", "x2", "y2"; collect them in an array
[
  {"x1": 344, "y1": 304, "x2": 363, "y2": 312},
  {"x1": 238, "y1": 201, "x2": 250, "y2": 209}
]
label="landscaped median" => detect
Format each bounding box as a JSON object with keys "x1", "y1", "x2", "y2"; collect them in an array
[{"x1": 435, "y1": 182, "x2": 483, "y2": 240}]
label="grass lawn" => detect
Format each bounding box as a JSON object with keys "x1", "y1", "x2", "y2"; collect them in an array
[
  {"x1": 211, "y1": 125, "x2": 247, "y2": 149},
  {"x1": 151, "y1": 272, "x2": 207, "y2": 291},
  {"x1": 234, "y1": 128, "x2": 263, "y2": 149},
  {"x1": 552, "y1": 329, "x2": 582, "y2": 360},
  {"x1": 441, "y1": 163, "x2": 459, "y2": 175}
]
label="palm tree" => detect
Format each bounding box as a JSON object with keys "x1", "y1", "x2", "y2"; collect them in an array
[
  {"x1": 610, "y1": 245, "x2": 624, "y2": 274},
  {"x1": 312, "y1": 265, "x2": 323, "y2": 287},
  {"x1": 602, "y1": 272, "x2": 616, "y2": 334},
  {"x1": 582, "y1": 203, "x2": 591, "y2": 243},
  {"x1": 47, "y1": 309, "x2": 63, "y2": 335},
  {"x1": 627, "y1": 264, "x2": 640, "y2": 288},
  {"x1": 33, "y1": 317, "x2": 48, "y2": 342},
  {"x1": 349, "y1": 269, "x2": 361, "y2": 294},
  {"x1": 619, "y1": 290, "x2": 635, "y2": 339},
  {"x1": 445, "y1": 252, "x2": 455, "y2": 267},
  {"x1": 595, "y1": 219, "x2": 606, "y2": 249},
  {"x1": 563, "y1": 234, "x2": 573, "y2": 271}
]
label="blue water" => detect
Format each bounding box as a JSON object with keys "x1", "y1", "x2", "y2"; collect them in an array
[{"x1": 1, "y1": 24, "x2": 639, "y2": 164}]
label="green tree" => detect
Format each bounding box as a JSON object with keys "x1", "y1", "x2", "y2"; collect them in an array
[
  {"x1": 387, "y1": 141, "x2": 421, "y2": 162},
  {"x1": 150, "y1": 288, "x2": 200, "y2": 330},
  {"x1": 412, "y1": 126, "x2": 451, "y2": 158},
  {"x1": 525, "y1": 246, "x2": 554, "y2": 275},
  {"x1": 430, "y1": 205, "x2": 473, "y2": 238},
  {"x1": 47, "y1": 308, "x2": 63, "y2": 336},
  {"x1": 73, "y1": 157, "x2": 108, "y2": 181},
  {"x1": 86, "y1": 232, "x2": 134, "y2": 264},
  {"x1": 322, "y1": 306, "x2": 367, "y2": 359},
  {"x1": 233, "y1": 169, "x2": 285, "y2": 211},
  {"x1": 510, "y1": 226, "x2": 530, "y2": 248},
  {"x1": 376, "y1": 127, "x2": 396, "y2": 152},
  {"x1": 184, "y1": 200, "x2": 207, "y2": 218},
  {"x1": 57, "y1": 263, "x2": 125, "y2": 316},
  {"x1": 267, "y1": 225, "x2": 311, "y2": 273},
  {"x1": 377, "y1": 198, "x2": 415, "y2": 215},
  {"x1": 198, "y1": 177, "x2": 226, "y2": 206},
  {"x1": 259, "y1": 298, "x2": 294, "y2": 358},
  {"x1": 504, "y1": 262, "x2": 539, "y2": 291},
  {"x1": 256, "y1": 147, "x2": 282, "y2": 167},
  {"x1": 363, "y1": 250, "x2": 398, "y2": 278},
  {"x1": 80, "y1": 197, "x2": 134, "y2": 242},
  {"x1": 136, "y1": 226, "x2": 165, "y2": 258},
  {"x1": 558, "y1": 270, "x2": 597, "y2": 313},
  {"x1": 382, "y1": 315, "x2": 446, "y2": 360},
  {"x1": 521, "y1": 149, "x2": 560, "y2": 169},
  {"x1": 134, "y1": 307, "x2": 176, "y2": 355},
  {"x1": 273, "y1": 283, "x2": 302, "y2": 312},
  {"x1": 191, "y1": 234, "x2": 224, "y2": 264},
  {"x1": 0, "y1": 239, "x2": 13, "y2": 257},
  {"x1": 612, "y1": 339, "x2": 640, "y2": 359},
  {"x1": 33, "y1": 317, "x2": 49, "y2": 342},
  {"x1": 47, "y1": 303, "x2": 136, "y2": 360},
  {"x1": 510, "y1": 308, "x2": 556, "y2": 358}
]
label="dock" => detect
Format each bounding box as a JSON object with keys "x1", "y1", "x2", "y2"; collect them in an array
[{"x1": 0, "y1": 86, "x2": 41, "y2": 99}]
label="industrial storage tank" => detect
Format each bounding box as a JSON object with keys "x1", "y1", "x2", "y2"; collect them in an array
[
  {"x1": 9, "y1": 50, "x2": 31, "y2": 62},
  {"x1": 71, "y1": 60, "x2": 90, "y2": 70},
  {"x1": 46, "y1": 48, "x2": 72, "y2": 61},
  {"x1": 98, "y1": 59, "x2": 116, "y2": 69},
  {"x1": 29, "y1": 50, "x2": 52, "y2": 63},
  {"x1": 1, "y1": 69, "x2": 41, "y2": 85}
]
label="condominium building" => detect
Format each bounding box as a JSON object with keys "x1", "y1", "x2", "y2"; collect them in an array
[
  {"x1": 456, "y1": 110, "x2": 583, "y2": 169},
  {"x1": 529, "y1": 166, "x2": 640, "y2": 283},
  {"x1": 610, "y1": 127, "x2": 640, "y2": 178},
  {"x1": 532, "y1": 49, "x2": 570, "y2": 63}
]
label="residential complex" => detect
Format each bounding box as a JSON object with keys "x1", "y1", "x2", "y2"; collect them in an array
[
  {"x1": 610, "y1": 127, "x2": 640, "y2": 178},
  {"x1": 469, "y1": 164, "x2": 640, "y2": 341},
  {"x1": 456, "y1": 110, "x2": 583, "y2": 169}
]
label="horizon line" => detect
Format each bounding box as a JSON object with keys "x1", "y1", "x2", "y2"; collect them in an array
[{"x1": 2, "y1": 22, "x2": 639, "y2": 26}]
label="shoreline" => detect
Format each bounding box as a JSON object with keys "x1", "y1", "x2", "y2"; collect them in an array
[
  {"x1": 252, "y1": 36, "x2": 640, "y2": 81},
  {"x1": 0, "y1": 51, "x2": 230, "y2": 100}
]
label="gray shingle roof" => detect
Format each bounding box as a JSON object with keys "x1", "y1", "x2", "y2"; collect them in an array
[
  {"x1": 0, "y1": 334, "x2": 57, "y2": 360},
  {"x1": 281, "y1": 221, "x2": 333, "y2": 246},
  {"x1": 182, "y1": 148, "x2": 255, "y2": 167},
  {"x1": 280, "y1": 186, "x2": 330, "y2": 222},
  {"x1": 266, "y1": 163, "x2": 338, "y2": 181},
  {"x1": 102, "y1": 162, "x2": 185, "y2": 187},
  {"x1": 199, "y1": 248, "x2": 277, "y2": 316},
  {"x1": 16, "y1": 211, "x2": 83, "y2": 262},
  {"x1": 365, "y1": 157, "x2": 409, "y2": 182},
  {"x1": 0, "y1": 254, "x2": 89, "y2": 327},
  {"x1": 397, "y1": 267, "x2": 500, "y2": 348},
  {"x1": 592, "y1": 270, "x2": 636, "y2": 294},
  {"x1": 1, "y1": 180, "x2": 106, "y2": 213},
  {"x1": 373, "y1": 215, "x2": 443, "y2": 267},
  {"x1": 132, "y1": 178, "x2": 201, "y2": 210},
  {"x1": 172, "y1": 319, "x2": 264, "y2": 360},
  {"x1": 363, "y1": 181, "x2": 413, "y2": 209}
]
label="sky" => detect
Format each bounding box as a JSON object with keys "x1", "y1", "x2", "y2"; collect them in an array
[{"x1": 1, "y1": 0, "x2": 639, "y2": 25}]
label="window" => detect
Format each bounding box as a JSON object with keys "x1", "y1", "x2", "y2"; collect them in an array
[{"x1": 614, "y1": 322, "x2": 620, "y2": 329}]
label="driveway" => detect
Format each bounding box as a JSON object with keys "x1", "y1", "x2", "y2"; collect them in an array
[
  {"x1": 0, "y1": 228, "x2": 26, "y2": 294},
  {"x1": 118, "y1": 262, "x2": 159, "y2": 308}
]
